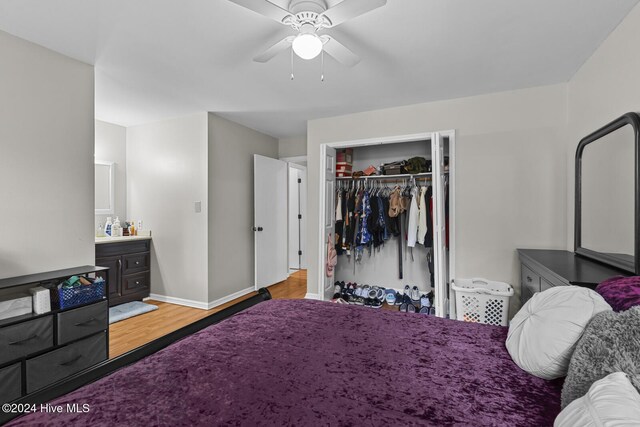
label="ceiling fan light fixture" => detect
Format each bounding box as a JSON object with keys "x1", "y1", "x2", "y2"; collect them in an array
[{"x1": 292, "y1": 33, "x2": 323, "y2": 60}]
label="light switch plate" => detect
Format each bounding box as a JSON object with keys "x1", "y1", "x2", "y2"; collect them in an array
[{"x1": 194, "y1": 201, "x2": 202, "y2": 213}]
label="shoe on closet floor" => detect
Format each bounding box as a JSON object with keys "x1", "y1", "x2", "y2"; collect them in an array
[
  {"x1": 361, "y1": 285, "x2": 371, "y2": 298},
  {"x1": 371, "y1": 299, "x2": 383, "y2": 309},
  {"x1": 403, "y1": 285, "x2": 411, "y2": 296},
  {"x1": 347, "y1": 284, "x2": 357, "y2": 297},
  {"x1": 394, "y1": 292, "x2": 403, "y2": 306},
  {"x1": 420, "y1": 294, "x2": 431, "y2": 308},
  {"x1": 332, "y1": 282, "x2": 343, "y2": 300},
  {"x1": 384, "y1": 289, "x2": 396, "y2": 305},
  {"x1": 418, "y1": 306, "x2": 430, "y2": 314},
  {"x1": 410, "y1": 286, "x2": 420, "y2": 302},
  {"x1": 399, "y1": 295, "x2": 414, "y2": 313}
]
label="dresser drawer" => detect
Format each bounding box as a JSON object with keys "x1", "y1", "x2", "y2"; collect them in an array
[
  {"x1": 0, "y1": 363, "x2": 22, "y2": 403},
  {"x1": 123, "y1": 252, "x2": 150, "y2": 275},
  {"x1": 122, "y1": 272, "x2": 150, "y2": 296},
  {"x1": 541, "y1": 277, "x2": 554, "y2": 292},
  {"x1": 26, "y1": 332, "x2": 107, "y2": 393},
  {"x1": 0, "y1": 316, "x2": 53, "y2": 365},
  {"x1": 521, "y1": 264, "x2": 541, "y2": 295},
  {"x1": 96, "y1": 240, "x2": 150, "y2": 257},
  {"x1": 57, "y1": 301, "x2": 108, "y2": 345}
]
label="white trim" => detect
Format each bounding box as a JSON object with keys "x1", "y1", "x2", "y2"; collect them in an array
[
  {"x1": 280, "y1": 155, "x2": 308, "y2": 164},
  {"x1": 304, "y1": 293, "x2": 321, "y2": 300},
  {"x1": 316, "y1": 129, "x2": 456, "y2": 308},
  {"x1": 95, "y1": 160, "x2": 115, "y2": 215},
  {"x1": 207, "y1": 287, "x2": 254, "y2": 310},
  {"x1": 149, "y1": 287, "x2": 255, "y2": 311},
  {"x1": 317, "y1": 132, "x2": 438, "y2": 300},
  {"x1": 148, "y1": 293, "x2": 209, "y2": 310}
]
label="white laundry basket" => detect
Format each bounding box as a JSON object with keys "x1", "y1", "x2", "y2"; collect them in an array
[{"x1": 451, "y1": 278, "x2": 514, "y2": 326}]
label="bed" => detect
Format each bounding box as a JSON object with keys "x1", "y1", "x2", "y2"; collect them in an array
[{"x1": 6, "y1": 298, "x2": 562, "y2": 426}]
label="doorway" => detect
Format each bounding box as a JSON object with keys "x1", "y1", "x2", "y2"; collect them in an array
[{"x1": 318, "y1": 131, "x2": 456, "y2": 317}]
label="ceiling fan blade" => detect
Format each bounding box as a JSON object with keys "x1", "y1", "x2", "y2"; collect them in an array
[
  {"x1": 253, "y1": 36, "x2": 295, "y2": 62},
  {"x1": 320, "y1": 0, "x2": 387, "y2": 27},
  {"x1": 227, "y1": 0, "x2": 292, "y2": 24},
  {"x1": 322, "y1": 36, "x2": 360, "y2": 67}
]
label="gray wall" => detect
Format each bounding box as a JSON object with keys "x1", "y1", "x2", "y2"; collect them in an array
[
  {"x1": 95, "y1": 120, "x2": 127, "y2": 228},
  {"x1": 307, "y1": 84, "x2": 568, "y2": 315},
  {"x1": 127, "y1": 113, "x2": 209, "y2": 304},
  {"x1": 208, "y1": 113, "x2": 279, "y2": 302},
  {"x1": 0, "y1": 30, "x2": 94, "y2": 278},
  {"x1": 279, "y1": 136, "x2": 307, "y2": 158},
  {"x1": 567, "y1": 3, "x2": 640, "y2": 250}
]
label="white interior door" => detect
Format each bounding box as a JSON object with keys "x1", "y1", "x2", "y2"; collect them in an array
[
  {"x1": 322, "y1": 147, "x2": 336, "y2": 300},
  {"x1": 254, "y1": 155, "x2": 288, "y2": 290},
  {"x1": 432, "y1": 133, "x2": 448, "y2": 317}
]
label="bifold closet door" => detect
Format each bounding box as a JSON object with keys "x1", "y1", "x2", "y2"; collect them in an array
[
  {"x1": 322, "y1": 147, "x2": 337, "y2": 300},
  {"x1": 432, "y1": 133, "x2": 448, "y2": 317},
  {"x1": 254, "y1": 155, "x2": 288, "y2": 290}
]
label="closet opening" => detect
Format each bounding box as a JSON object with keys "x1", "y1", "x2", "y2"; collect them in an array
[{"x1": 318, "y1": 131, "x2": 455, "y2": 318}]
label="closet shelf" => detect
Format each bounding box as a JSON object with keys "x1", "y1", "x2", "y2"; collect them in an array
[{"x1": 336, "y1": 172, "x2": 448, "y2": 180}]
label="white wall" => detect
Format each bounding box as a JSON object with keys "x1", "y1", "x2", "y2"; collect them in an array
[
  {"x1": 127, "y1": 113, "x2": 209, "y2": 304},
  {"x1": 279, "y1": 136, "x2": 307, "y2": 158},
  {"x1": 307, "y1": 84, "x2": 568, "y2": 314},
  {"x1": 207, "y1": 114, "x2": 279, "y2": 302},
  {"x1": 567, "y1": 3, "x2": 640, "y2": 249},
  {"x1": 0, "y1": 30, "x2": 94, "y2": 278},
  {"x1": 95, "y1": 120, "x2": 127, "y2": 228}
]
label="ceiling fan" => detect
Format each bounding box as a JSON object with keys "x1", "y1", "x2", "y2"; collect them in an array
[{"x1": 228, "y1": 0, "x2": 387, "y2": 67}]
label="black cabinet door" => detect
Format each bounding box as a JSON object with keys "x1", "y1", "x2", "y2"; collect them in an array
[{"x1": 95, "y1": 256, "x2": 121, "y2": 300}]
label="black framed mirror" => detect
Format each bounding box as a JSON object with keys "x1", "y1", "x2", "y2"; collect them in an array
[{"x1": 575, "y1": 112, "x2": 640, "y2": 274}]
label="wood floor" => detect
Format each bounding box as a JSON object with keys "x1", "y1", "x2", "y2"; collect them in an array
[{"x1": 108, "y1": 270, "x2": 307, "y2": 358}]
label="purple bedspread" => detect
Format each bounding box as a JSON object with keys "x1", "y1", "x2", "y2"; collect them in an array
[{"x1": 8, "y1": 299, "x2": 562, "y2": 426}]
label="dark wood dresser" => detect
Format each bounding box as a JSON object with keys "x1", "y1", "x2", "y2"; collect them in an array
[
  {"x1": 95, "y1": 238, "x2": 151, "y2": 307},
  {"x1": 518, "y1": 249, "x2": 629, "y2": 306},
  {"x1": 0, "y1": 266, "x2": 109, "y2": 405}
]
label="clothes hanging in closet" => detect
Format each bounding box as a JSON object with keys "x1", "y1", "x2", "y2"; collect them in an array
[{"x1": 406, "y1": 186, "x2": 419, "y2": 248}]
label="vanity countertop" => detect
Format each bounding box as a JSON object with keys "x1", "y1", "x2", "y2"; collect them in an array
[{"x1": 95, "y1": 235, "x2": 152, "y2": 245}]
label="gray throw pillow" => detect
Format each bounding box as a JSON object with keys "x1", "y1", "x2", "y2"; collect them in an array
[{"x1": 562, "y1": 306, "x2": 640, "y2": 408}]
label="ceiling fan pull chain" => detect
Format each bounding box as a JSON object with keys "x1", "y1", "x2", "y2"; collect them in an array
[
  {"x1": 321, "y1": 49, "x2": 325, "y2": 82},
  {"x1": 290, "y1": 47, "x2": 295, "y2": 80}
]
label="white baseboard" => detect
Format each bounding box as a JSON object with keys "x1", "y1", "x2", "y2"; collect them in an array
[
  {"x1": 305, "y1": 293, "x2": 321, "y2": 300},
  {"x1": 148, "y1": 294, "x2": 209, "y2": 310},
  {"x1": 150, "y1": 287, "x2": 255, "y2": 311},
  {"x1": 207, "y1": 287, "x2": 254, "y2": 310}
]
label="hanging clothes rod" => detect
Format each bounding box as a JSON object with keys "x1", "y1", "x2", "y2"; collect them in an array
[{"x1": 336, "y1": 172, "x2": 445, "y2": 181}]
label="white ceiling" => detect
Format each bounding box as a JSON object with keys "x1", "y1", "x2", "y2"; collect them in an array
[{"x1": 0, "y1": 0, "x2": 637, "y2": 138}]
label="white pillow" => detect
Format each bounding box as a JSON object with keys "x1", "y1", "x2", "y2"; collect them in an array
[
  {"x1": 506, "y1": 286, "x2": 611, "y2": 380},
  {"x1": 555, "y1": 372, "x2": 640, "y2": 426}
]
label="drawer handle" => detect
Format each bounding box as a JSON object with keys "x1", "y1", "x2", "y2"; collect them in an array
[
  {"x1": 8, "y1": 334, "x2": 38, "y2": 345},
  {"x1": 135, "y1": 281, "x2": 140, "y2": 285},
  {"x1": 135, "y1": 261, "x2": 140, "y2": 265},
  {"x1": 526, "y1": 276, "x2": 533, "y2": 283},
  {"x1": 60, "y1": 355, "x2": 82, "y2": 366},
  {"x1": 74, "y1": 317, "x2": 97, "y2": 327}
]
